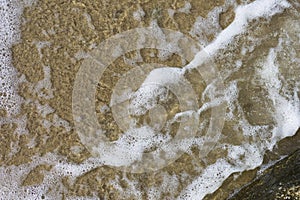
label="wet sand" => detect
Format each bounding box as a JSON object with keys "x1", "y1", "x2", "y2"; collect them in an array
[{"x1": 0, "y1": 0, "x2": 299, "y2": 199}]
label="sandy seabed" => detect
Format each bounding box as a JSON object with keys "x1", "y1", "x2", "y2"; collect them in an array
[{"x1": 0, "y1": 0, "x2": 299, "y2": 199}]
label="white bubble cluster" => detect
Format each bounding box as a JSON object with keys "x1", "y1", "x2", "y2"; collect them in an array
[
  {"x1": 0, "y1": 1, "x2": 24, "y2": 117},
  {"x1": 0, "y1": 0, "x2": 299, "y2": 199}
]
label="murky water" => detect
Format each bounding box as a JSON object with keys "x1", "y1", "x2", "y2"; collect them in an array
[{"x1": 0, "y1": 0, "x2": 299, "y2": 199}]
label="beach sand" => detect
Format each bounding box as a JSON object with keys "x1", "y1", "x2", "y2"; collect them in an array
[{"x1": 0, "y1": 0, "x2": 299, "y2": 199}]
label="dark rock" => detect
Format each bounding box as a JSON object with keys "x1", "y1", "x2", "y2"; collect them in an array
[{"x1": 229, "y1": 148, "x2": 300, "y2": 200}]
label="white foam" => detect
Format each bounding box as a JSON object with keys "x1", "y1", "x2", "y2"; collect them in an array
[
  {"x1": 0, "y1": 0, "x2": 298, "y2": 199},
  {"x1": 129, "y1": 67, "x2": 181, "y2": 115},
  {"x1": 259, "y1": 47, "x2": 300, "y2": 141},
  {"x1": 133, "y1": 6, "x2": 145, "y2": 21},
  {"x1": 34, "y1": 66, "x2": 54, "y2": 100},
  {"x1": 131, "y1": 0, "x2": 291, "y2": 122},
  {"x1": 178, "y1": 159, "x2": 240, "y2": 199},
  {"x1": 178, "y1": 2, "x2": 192, "y2": 14},
  {"x1": 174, "y1": 1, "x2": 297, "y2": 199},
  {"x1": 0, "y1": 153, "x2": 64, "y2": 200},
  {"x1": 147, "y1": 20, "x2": 189, "y2": 62},
  {"x1": 186, "y1": 0, "x2": 291, "y2": 70},
  {"x1": 0, "y1": 1, "x2": 26, "y2": 117},
  {"x1": 189, "y1": 6, "x2": 223, "y2": 47},
  {"x1": 123, "y1": 5, "x2": 297, "y2": 198},
  {"x1": 178, "y1": 142, "x2": 265, "y2": 199},
  {"x1": 91, "y1": 126, "x2": 170, "y2": 167}
]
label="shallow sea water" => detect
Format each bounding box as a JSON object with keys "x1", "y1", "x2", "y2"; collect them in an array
[{"x1": 0, "y1": 0, "x2": 299, "y2": 199}]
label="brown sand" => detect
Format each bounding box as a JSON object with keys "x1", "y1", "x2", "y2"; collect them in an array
[{"x1": 1, "y1": 0, "x2": 298, "y2": 199}]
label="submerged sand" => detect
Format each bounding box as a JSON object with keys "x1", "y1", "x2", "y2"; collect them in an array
[{"x1": 0, "y1": 0, "x2": 299, "y2": 199}]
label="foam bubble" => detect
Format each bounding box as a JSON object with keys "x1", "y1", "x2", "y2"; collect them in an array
[
  {"x1": 178, "y1": 159, "x2": 240, "y2": 199},
  {"x1": 0, "y1": 1, "x2": 25, "y2": 117},
  {"x1": 91, "y1": 126, "x2": 170, "y2": 167},
  {"x1": 186, "y1": 0, "x2": 291, "y2": 70},
  {"x1": 133, "y1": 6, "x2": 145, "y2": 21},
  {"x1": 129, "y1": 67, "x2": 181, "y2": 116},
  {"x1": 1, "y1": 0, "x2": 299, "y2": 199},
  {"x1": 258, "y1": 47, "x2": 300, "y2": 141},
  {"x1": 178, "y1": 2, "x2": 192, "y2": 14},
  {"x1": 177, "y1": 1, "x2": 298, "y2": 199}
]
